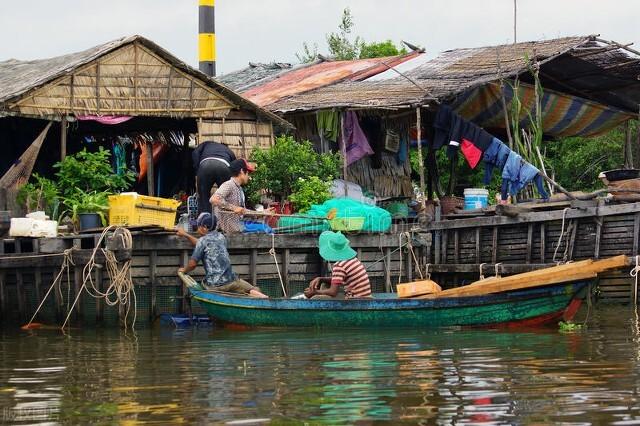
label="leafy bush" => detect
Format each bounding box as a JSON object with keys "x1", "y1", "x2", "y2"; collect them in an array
[
  {"x1": 16, "y1": 173, "x2": 60, "y2": 218},
  {"x1": 247, "y1": 136, "x2": 341, "y2": 204},
  {"x1": 289, "y1": 177, "x2": 333, "y2": 213},
  {"x1": 54, "y1": 147, "x2": 135, "y2": 197},
  {"x1": 61, "y1": 190, "x2": 110, "y2": 226}
]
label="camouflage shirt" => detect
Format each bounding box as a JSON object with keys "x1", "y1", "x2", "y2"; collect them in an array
[{"x1": 191, "y1": 231, "x2": 236, "y2": 287}]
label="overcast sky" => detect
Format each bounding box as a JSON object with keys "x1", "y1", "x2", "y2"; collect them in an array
[{"x1": 1, "y1": 0, "x2": 638, "y2": 76}]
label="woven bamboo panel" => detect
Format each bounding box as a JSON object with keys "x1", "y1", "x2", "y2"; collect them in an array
[
  {"x1": 10, "y1": 43, "x2": 233, "y2": 118},
  {"x1": 198, "y1": 119, "x2": 274, "y2": 157}
]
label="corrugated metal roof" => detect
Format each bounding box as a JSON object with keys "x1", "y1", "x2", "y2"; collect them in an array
[{"x1": 237, "y1": 52, "x2": 423, "y2": 107}]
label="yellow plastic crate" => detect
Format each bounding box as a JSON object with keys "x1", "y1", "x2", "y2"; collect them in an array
[{"x1": 109, "y1": 193, "x2": 181, "y2": 229}]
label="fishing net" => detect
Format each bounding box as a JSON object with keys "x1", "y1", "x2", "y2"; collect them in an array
[
  {"x1": 0, "y1": 122, "x2": 52, "y2": 190},
  {"x1": 278, "y1": 198, "x2": 392, "y2": 233}
]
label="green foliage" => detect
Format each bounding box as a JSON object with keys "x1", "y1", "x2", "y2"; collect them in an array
[
  {"x1": 359, "y1": 40, "x2": 408, "y2": 59},
  {"x1": 545, "y1": 126, "x2": 626, "y2": 191},
  {"x1": 16, "y1": 173, "x2": 60, "y2": 218},
  {"x1": 296, "y1": 8, "x2": 407, "y2": 62},
  {"x1": 60, "y1": 190, "x2": 110, "y2": 226},
  {"x1": 247, "y1": 135, "x2": 341, "y2": 204},
  {"x1": 289, "y1": 176, "x2": 333, "y2": 213},
  {"x1": 296, "y1": 41, "x2": 319, "y2": 63},
  {"x1": 326, "y1": 7, "x2": 362, "y2": 60},
  {"x1": 54, "y1": 147, "x2": 135, "y2": 197}
]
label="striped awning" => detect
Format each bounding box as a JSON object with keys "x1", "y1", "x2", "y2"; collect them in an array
[{"x1": 451, "y1": 81, "x2": 634, "y2": 138}]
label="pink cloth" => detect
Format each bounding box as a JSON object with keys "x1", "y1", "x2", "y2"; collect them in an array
[
  {"x1": 341, "y1": 111, "x2": 374, "y2": 166},
  {"x1": 76, "y1": 115, "x2": 132, "y2": 125}
]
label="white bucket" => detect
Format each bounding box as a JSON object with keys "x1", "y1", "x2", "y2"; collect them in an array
[
  {"x1": 464, "y1": 188, "x2": 489, "y2": 210},
  {"x1": 9, "y1": 218, "x2": 34, "y2": 237}
]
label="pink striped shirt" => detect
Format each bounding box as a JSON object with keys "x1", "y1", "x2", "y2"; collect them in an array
[{"x1": 331, "y1": 258, "x2": 372, "y2": 299}]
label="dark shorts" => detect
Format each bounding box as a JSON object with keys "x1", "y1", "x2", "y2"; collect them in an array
[{"x1": 212, "y1": 279, "x2": 256, "y2": 294}]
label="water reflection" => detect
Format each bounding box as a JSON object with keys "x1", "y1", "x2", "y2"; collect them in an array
[{"x1": 1, "y1": 306, "x2": 640, "y2": 423}]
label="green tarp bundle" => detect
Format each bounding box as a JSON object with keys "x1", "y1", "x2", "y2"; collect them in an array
[{"x1": 277, "y1": 198, "x2": 392, "y2": 233}]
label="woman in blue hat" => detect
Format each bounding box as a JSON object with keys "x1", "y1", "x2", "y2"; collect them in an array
[{"x1": 304, "y1": 231, "x2": 372, "y2": 299}]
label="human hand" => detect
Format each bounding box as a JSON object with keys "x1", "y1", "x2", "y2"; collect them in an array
[
  {"x1": 233, "y1": 206, "x2": 245, "y2": 215},
  {"x1": 176, "y1": 227, "x2": 188, "y2": 237},
  {"x1": 178, "y1": 267, "x2": 186, "y2": 274},
  {"x1": 304, "y1": 287, "x2": 316, "y2": 298},
  {"x1": 310, "y1": 277, "x2": 321, "y2": 290}
]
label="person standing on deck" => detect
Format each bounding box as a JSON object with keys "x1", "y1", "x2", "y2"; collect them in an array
[
  {"x1": 304, "y1": 231, "x2": 372, "y2": 299},
  {"x1": 210, "y1": 158, "x2": 256, "y2": 234},
  {"x1": 177, "y1": 212, "x2": 268, "y2": 298},
  {"x1": 192, "y1": 140, "x2": 236, "y2": 215}
]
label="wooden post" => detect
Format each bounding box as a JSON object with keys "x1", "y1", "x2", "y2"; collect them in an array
[
  {"x1": 180, "y1": 250, "x2": 190, "y2": 315},
  {"x1": 60, "y1": 116, "x2": 67, "y2": 161},
  {"x1": 475, "y1": 228, "x2": 481, "y2": 263},
  {"x1": 526, "y1": 224, "x2": 533, "y2": 264},
  {"x1": 384, "y1": 247, "x2": 392, "y2": 293},
  {"x1": 442, "y1": 230, "x2": 448, "y2": 264},
  {"x1": 95, "y1": 61, "x2": 101, "y2": 115},
  {"x1": 33, "y1": 239, "x2": 42, "y2": 309},
  {"x1": 633, "y1": 213, "x2": 640, "y2": 255},
  {"x1": 240, "y1": 121, "x2": 247, "y2": 159},
  {"x1": 283, "y1": 248, "x2": 290, "y2": 297},
  {"x1": 15, "y1": 239, "x2": 25, "y2": 320},
  {"x1": 405, "y1": 246, "x2": 413, "y2": 283},
  {"x1": 339, "y1": 110, "x2": 348, "y2": 195},
  {"x1": 73, "y1": 238, "x2": 82, "y2": 321},
  {"x1": 540, "y1": 223, "x2": 546, "y2": 264},
  {"x1": 434, "y1": 205, "x2": 441, "y2": 264},
  {"x1": 250, "y1": 249, "x2": 258, "y2": 286},
  {"x1": 0, "y1": 241, "x2": 4, "y2": 320},
  {"x1": 567, "y1": 220, "x2": 578, "y2": 261},
  {"x1": 625, "y1": 121, "x2": 634, "y2": 168},
  {"x1": 149, "y1": 250, "x2": 157, "y2": 321},
  {"x1": 454, "y1": 230, "x2": 460, "y2": 264},
  {"x1": 416, "y1": 107, "x2": 426, "y2": 208},
  {"x1": 146, "y1": 142, "x2": 155, "y2": 196},
  {"x1": 594, "y1": 219, "x2": 602, "y2": 259},
  {"x1": 491, "y1": 227, "x2": 498, "y2": 264}
]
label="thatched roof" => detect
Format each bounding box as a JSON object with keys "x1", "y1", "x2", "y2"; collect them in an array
[
  {"x1": 0, "y1": 35, "x2": 291, "y2": 127},
  {"x1": 266, "y1": 35, "x2": 640, "y2": 114}
]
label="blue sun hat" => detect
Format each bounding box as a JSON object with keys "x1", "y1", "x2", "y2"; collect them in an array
[{"x1": 319, "y1": 231, "x2": 357, "y2": 262}]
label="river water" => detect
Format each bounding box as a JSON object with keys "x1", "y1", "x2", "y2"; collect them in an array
[{"x1": 2, "y1": 306, "x2": 640, "y2": 424}]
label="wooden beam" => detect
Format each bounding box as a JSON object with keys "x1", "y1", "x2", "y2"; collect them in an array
[
  {"x1": 95, "y1": 265, "x2": 104, "y2": 323},
  {"x1": 15, "y1": 239, "x2": 24, "y2": 320},
  {"x1": 384, "y1": 247, "x2": 392, "y2": 293},
  {"x1": 491, "y1": 227, "x2": 498, "y2": 264},
  {"x1": 283, "y1": 248, "x2": 290, "y2": 296},
  {"x1": 250, "y1": 249, "x2": 257, "y2": 286},
  {"x1": 634, "y1": 213, "x2": 640, "y2": 255},
  {"x1": 146, "y1": 142, "x2": 155, "y2": 196},
  {"x1": 540, "y1": 223, "x2": 546, "y2": 263},
  {"x1": 454, "y1": 230, "x2": 460, "y2": 264},
  {"x1": 60, "y1": 116, "x2": 67, "y2": 161},
  {"x1": 594, "y1": 218, "x2": 602, "y2": 259},
  {"x1": 73, "y1": 238, "x2": 83, "y2": 321},
  {"x1": 475, "y1": 228, "x2": 481, "y2": 263},
  {"x1": 526, "y1": 224, "x2": 533, "y2": 264},
  {"x1": 180, "y1": 250, "x2": 190, "y2": 314},
  {"x1": 95, "y1": 61, "x2": 101, "y2": 115}
]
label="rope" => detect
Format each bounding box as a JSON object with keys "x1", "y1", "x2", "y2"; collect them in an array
[
  {"x1": 553, "y1": 208, "x2": 571, "y2": 264},
  {"x1": 24, "y1": 248, "x2": 75, "y2": 329},
  {"x1": 405, "y1": 232, "x2": 424, "y2": 280},
  {"x1": 23, "y1": 226, "x2": 136, "y2": 330},
  {"x1": 269, "y1": 233, "x2": 287, "y2": 297},
  {"x1": 630, "y1": 255, "x2": 640, "y2": 306},
  {"x1": 398, "y1": 233, "x2": 405, "y2": 285}
]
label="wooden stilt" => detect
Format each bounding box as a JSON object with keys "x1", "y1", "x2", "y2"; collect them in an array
[
  {"x1": 146, "y1": 142, "x2": 155, "y2": 196},
  {"x1": 475, "y1": 228, "x2": 481, "y2": 263},
  {"x1": 526, "y1": 224, "x2": 533, "y2": 264},
  {"x1": 15, "y1": 239, "x2": 24, "y2": 320},
  {"x1": 540, "y1": 223, "x2": 546, "y2": 263},
  {"x1": 384, "y1": 247, "x2": 392, "y2": 293},
  {"x1": 454, "y1": 230, "x2": 460, "y2": 264},
  {"x1": 250, "y1": 249, "x2": 257, "y2": 286},
  {"x1": 633, "y1": 213, "x2": 640, "y2": 255},
  {"x1": 73, "y1": 238, "x2": 82, "y2": 322},
  {"x1": 282, "y1": 249, "x2": 290, "y2": 296},
  {"x1": 60, "y1": 116, "x2": 67, "y2": 161},
  {"x1": 492, "y1": 227, "x2": 498, "y2": 264},
  {"x1": 95, "y1": 265, "x2": 104, "y2": 324},
  {"x1": 149, "y1": 250, "x2": 157, "y2": 321},
  {"x1": 180, "y1": 250, "x2": 190, "y2": 315}
]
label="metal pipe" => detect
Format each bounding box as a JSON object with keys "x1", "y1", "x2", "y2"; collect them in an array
[{"x1": 198, "y1": 0, "x2": 216, "y2": 76}]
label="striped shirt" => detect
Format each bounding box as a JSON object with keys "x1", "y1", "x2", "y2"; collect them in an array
[{"x1": 331, "y1": 258, "x2": 372, "y2": 299}]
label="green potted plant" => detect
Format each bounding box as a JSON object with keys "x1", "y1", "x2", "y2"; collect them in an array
[
  {"x1": 289, "y1": 176, "x2": 333, "y2": 213},
  {"x1": 16, "y1": 173, "x2": 60, "y2": 219},
  {"x1": 61, "y1": 190, "x2": 110, "y2": 231}
]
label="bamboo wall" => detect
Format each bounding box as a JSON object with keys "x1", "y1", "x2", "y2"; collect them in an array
[{"x1": 198, "y1": 119, "x2": 274, "y2": 157}]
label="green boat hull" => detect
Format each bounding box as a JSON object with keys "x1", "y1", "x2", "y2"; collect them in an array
[{"x1": 190, "y1": 281, "x2": 588, "y2": 328}]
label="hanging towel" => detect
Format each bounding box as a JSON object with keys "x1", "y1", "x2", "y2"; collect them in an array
[
  {"x1": 341, "y1": 111, "x2": 374, "y2": 166},
  {"x1": 317, "y1": 110, "x2": 340, "y2": 142},
  {"x1": 461, "y1": 139, "x2": 483, "y2": 169}
]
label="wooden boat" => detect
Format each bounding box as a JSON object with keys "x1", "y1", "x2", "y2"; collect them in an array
[{"x1": 184, "y1": 255, "x2": 628, "y2": 328}]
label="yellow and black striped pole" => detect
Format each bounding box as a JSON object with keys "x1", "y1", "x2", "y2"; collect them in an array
[{"x1": 198, "y1": 0, "x2": 216, "y2": 76}]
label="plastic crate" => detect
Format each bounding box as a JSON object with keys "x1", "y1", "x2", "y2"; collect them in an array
[{"x1": 109, "y1": 193, "x2": 181, "y2": 228}]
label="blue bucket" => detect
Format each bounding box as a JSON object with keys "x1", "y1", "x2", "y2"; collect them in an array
[{"x1": 464, "y1": 188, "x2": 489, "y2": 210}]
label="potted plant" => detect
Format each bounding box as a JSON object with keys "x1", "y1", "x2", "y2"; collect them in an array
[
  {"x1": 16, "y1": 173, "x2": 60, "y2": 219},
  {"x1": 61, "y1": 190, "x2": 110, "y2": 231}
]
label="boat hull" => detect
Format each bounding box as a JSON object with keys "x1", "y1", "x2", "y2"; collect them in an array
[{"x1": 189, "y1": 281, "x2": 589, "y2": 328}]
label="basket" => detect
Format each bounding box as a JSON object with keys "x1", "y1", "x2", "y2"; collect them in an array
[
  {"x1": 329, "y1": 217, "x2": 365, "y2": 231},
  {"x1": 109, "y1": 193, "x2": 181, "y2": 229},
  {"x1": 440, "y1": 196, "x2": 464, "y2": 215}
]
